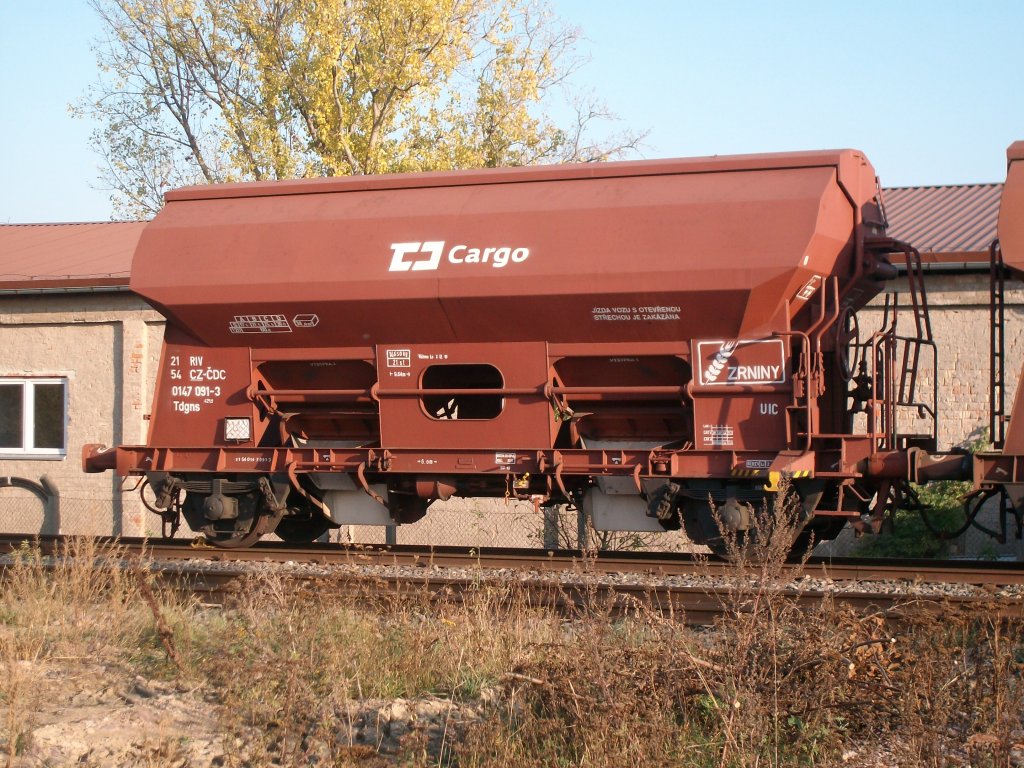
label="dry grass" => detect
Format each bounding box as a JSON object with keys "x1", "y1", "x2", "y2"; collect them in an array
[
  {"x1": 0, "y1": 538, "x2": 170, "y2": 762},
  {"x1": 0, "y1": 531, "x2": 1021, "y2": 767}
]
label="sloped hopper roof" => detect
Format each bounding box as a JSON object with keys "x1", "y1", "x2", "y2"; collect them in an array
[
  {"x1": 133, "y1": 149, "x2": 881, "y2": 346},
  {"x1": 0, "y1": 222, "x2": 145, "y2": 291}
]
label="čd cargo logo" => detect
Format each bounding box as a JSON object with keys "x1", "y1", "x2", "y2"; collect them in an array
[
  {"x1": 697, "y1": 339, "x2": 787, "y2": 386},
  {"x1": 389, "y1": 241, "x2": 530, "y2": 272}
]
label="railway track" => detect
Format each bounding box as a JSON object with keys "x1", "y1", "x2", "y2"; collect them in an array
[
  {"x1": 3, "y1": 534, "x2": 1023, "y2": 585},
  {"x1": 2, "y1": 534, "x2": 1021, "y2": 624}
]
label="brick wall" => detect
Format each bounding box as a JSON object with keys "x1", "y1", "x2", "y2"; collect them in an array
[{"x1": 861, "y1": 272, "x2": 1024, "y2": 451}]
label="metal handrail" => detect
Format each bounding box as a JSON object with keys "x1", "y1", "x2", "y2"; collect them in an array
[{"x1": 990, "y1": 238, "x2": 1006, "y2": 448}]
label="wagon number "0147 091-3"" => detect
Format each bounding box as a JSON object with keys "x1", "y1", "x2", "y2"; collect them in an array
[{"x1": 171, "y1": 385, "x2": 222, "y2": 398}]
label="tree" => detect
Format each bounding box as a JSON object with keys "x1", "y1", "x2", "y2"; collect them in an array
[{"x1": 79, "y1": 0, "x2": 644, "y2": 218}]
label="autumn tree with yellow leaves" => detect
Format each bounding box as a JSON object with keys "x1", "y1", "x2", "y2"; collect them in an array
[{"x1": 80, "y1": 0, "x2": 643, "y2": 217}]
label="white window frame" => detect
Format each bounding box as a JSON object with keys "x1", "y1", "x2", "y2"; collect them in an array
[{"x1": 0, "y1": 377, "x2": 68, "y2": 459}]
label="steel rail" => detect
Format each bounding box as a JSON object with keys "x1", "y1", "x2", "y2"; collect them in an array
[
  {"x1": 83, "y1": 565, "x2": 1024, "y2": 626},
  {"x1": 2, "y1": 534, "x2": 1023, "y2": 586},
  {"x1": 2, "y1": 534, "x2": 1020, "y2": 626}
]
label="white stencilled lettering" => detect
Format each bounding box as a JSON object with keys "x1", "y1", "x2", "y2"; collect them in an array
[
  {"x1": 389, "y1": 241, "x2": 529, "y2": 272},
  {"x1": 727, "y1": 365, "x2": 782, "y2": 383}
]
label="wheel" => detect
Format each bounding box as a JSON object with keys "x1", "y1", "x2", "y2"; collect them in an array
[
  {"x1": 684, "y1": 480, "x2": 831, "y2": 560},
  {"x1": 201, "y1": 498, "x2": 281, "y2": 548},
  {"x1": 188, "y1": 490, "x2": 282, "y2": 549},
  {"x1": 683, "y1": 496, "x2": 756, "y2": 560},
  {"x1": 706, "y1": 529, "x2": 751, "y2": 560},
  {"x1": 203, "y1": 523, "x2": 264, "y2": 548},
  {"x1": 274, "y1": 515, "x2": 331, "y2": 543}
]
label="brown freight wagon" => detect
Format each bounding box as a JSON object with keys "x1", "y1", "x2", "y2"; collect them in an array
[{"x1": 84, "y1": 148, "x2": 988, "y2": 551}]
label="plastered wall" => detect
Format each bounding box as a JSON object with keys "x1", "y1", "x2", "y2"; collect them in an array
[{"x1": 0, "y1": 292, "x2": 162, "y2": 535}]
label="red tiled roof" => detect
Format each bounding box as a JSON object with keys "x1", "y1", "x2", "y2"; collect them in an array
[
  {"x1": 0, "y1": 222, "x2": 145, "y2": 289},
  {"x1": 881, "y1": 184, "x2": 1002, "y2": 263}
]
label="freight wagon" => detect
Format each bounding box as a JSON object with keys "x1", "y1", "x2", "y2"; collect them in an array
[{"x1": 83, "y1": 145, "x2": 1024, "y2": 552}]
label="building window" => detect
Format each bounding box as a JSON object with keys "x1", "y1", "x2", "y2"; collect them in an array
[{"x1": 0, "y1": 378, "x2": 67, "y2": 458}]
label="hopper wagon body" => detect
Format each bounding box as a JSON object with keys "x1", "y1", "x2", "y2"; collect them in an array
[{"x1": 85, "y1": 149, "x2": 961, "y2": 549}]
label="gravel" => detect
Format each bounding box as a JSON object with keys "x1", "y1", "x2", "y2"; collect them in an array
[{"x1": 143, "y1": 552, "x2": 1024, "y2": 602}]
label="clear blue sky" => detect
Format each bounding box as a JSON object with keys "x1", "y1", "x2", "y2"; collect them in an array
[{"x1": 1, "y1": 1, "x2": 1021, "y2": 223}]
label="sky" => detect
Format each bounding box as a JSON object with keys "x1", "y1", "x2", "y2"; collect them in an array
[{"x1": 1, "y1": 1, "x2": 1022, "y2": 223}]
